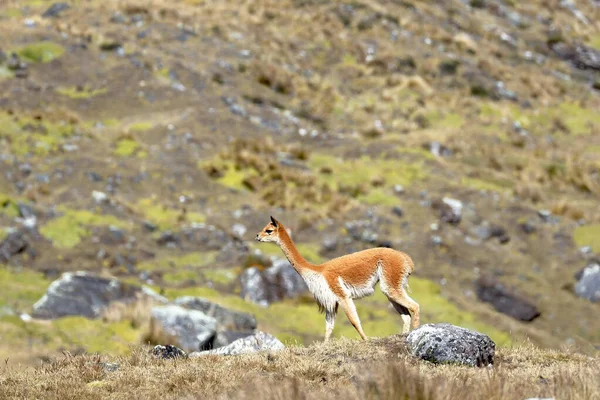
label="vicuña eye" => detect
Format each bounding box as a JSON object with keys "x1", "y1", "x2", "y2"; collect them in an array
[{"x1": 265, "y1": 229, "x2": 273, "y2": 234}]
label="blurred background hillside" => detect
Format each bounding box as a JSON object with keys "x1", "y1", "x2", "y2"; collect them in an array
[{"x1": 0, "y1": 0, "x2": 599, "y2": 366}]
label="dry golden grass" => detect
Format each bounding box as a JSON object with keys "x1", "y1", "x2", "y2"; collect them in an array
[{"x1": 1, "y1": 337, "x2": 597, "y2": 400}]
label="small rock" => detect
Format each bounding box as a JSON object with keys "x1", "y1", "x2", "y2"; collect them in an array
[
  {"x1": 151, "y1": 305, "x2": 217, "y2": 352},
  {"x1": 189, "y1": 331, "x2": 284, "y2": 357},
  {"x1": 102, "y1": 362, "x2": 120, "y2": 372},
  {"x1": 434, "y1": 198, "x2": 463, "y2": 225},
  {"x1": 406, "y1": 323, "x2": 495, "y2": 367},
  {"x1": 475, "y1": 276, "x2": 541, "y2": 321},
  {"x1": 150, "y1": 344, "x2": 187, "y2": 359},
  {"x1": 322, "y1": 236, "x2": 338, "y2": 252},
  {"x1": 427, "y1": 142, "x2": 452, "y2": 158},
  {"x1": 212, "y1": 331, "x2": 256, "y2": 349},
  {"x1": 0, "y1": 231, "x2": 28, "y2": 263},
  {"x1": 143, "y1": 221, "x2": 157, "y2": 232},
  {"x1": 92, "y1": 191, "x2": 108, "y2": 204},
  {"x1": 574, "y1": 261, "x2": 600, "y2": 302},
  {"x1": 42, "y1": 2, "x2": 70, "y2": 18},
  {"x1": 537, "y1": 210, "x2": 552, "y2": 222},
  {"x1": 240, "y1": 259, "x2": 308, "y2": 307},
  {"x1": 156, "y1": 231, "x2": 179, "y2": 246},
  {"x1": 231, "y1": 223, "x2": 247, "y2": 238},
  {"x1": 392, "y1": 206, "x2": 404, "y2": 218},
  {"x1": 393, "y1": 184, "x2": 405, "y2": 194}
]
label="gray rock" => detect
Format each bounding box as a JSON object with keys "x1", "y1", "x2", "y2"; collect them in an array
[
  {"x1": 441, "y1": 197, "x2": 463, "y2": 224},
  {"x1": 151, "y1": 305, "x2": 217, "y2": 352},
  {"x1": 150, "y1": 344, "x2": 187, "y2": 359},
  {"x1": 212, "y1": 330, "x2": 256, "y2": 349},
  {"x1": 42, "y1": 2, "x2": 70, "y2": 18},
  {"x1": 574, "y1": 262, "x2": 600, "y2": 302},
  {"x1": 189, "y1": 331, "x2": 284, "y2": 357},
  {"x1": 0, "y1": 231, "x2": 28, "y2": 263},
  {"x1": 406, "y1": 323, "x2": 495, "y2": 367},
  {"x1": 174, "y1": 296, "x2": 256, "y2": 331},
  {"x1": 240, "y1": 259, "x2": 308, "y2": 307},
  {"x1": 475, "y1": 276, "x2": 541, "y2": 322},
  {"x1": 32, "y1": 272, "x2": 144, "y2": 319}
]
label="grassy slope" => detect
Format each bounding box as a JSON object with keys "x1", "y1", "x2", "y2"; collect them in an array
[
  {"x1": 0, "y1": 338, "x2": 598, "y2": 400},
  {"x1": 1, "y1": 0, "x2": 600, "y2": 367}
]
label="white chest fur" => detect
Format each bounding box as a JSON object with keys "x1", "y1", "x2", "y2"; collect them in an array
[{"x1": 301, "y1": 271, "x2": 338, "y2": 313}]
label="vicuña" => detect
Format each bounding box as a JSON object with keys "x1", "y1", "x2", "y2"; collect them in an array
[{"x1": 255, "y1": 216, "x2": 420, "y2": 341}]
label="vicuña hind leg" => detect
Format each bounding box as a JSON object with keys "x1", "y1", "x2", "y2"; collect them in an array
[
  {"x1": 388, "y1": 289, "x2": 420, "y2": 331},
  {"x1": 340, "y1": 298, "x2": 368, "y2": 340}
]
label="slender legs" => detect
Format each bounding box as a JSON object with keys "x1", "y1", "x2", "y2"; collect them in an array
[
  {"x1": 340, "y1": 298, "x2": 368, "y2": 340},
  {"x1": 324, "y1": 304, "x2": 338, "y2": 342},
  {"x1": 387, "y1": 289, "x2": 420, "y2": 332}
]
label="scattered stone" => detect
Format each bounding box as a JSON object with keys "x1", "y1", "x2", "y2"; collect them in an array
[
  {"x1": 439, "y1": 59, "x2": 460, "y2": 75},
  {"x1": 453, "y1": 32, "x2": 478, "y2": 53},
  {"x1": 150, "y1": 344, "x2": 187, "y2": 359},
  {"x1": 475, "y1": 276, "x2": 541, "y2": 322},
  {"x1": 151, "y1": 305, "x2": 217, "y2": 352},
  {"x1": 393, "y1": 185, "x2": 405, "y2": 195},
  {"x1": 231, "y1": 223, "x2": 247, "y2": 238},
  {"x1": 17, "y1": 202, "x2": 35, "y2": 219},
  {"x1": 212, "y1": 331, "x2": 256, "y2": 349},
  {"x1": 240, "y1": 259, "x2": 308, "y2": 307},
  {"x1": 102, "y1": 362, "x2": 120, "y2": 372},
  {"x1": 92, "y1": 191, "x2": 109, "y2": 204},
  {"x1": 142, "y1": 221, "x2": 157, "y2": 232},
  {"x1": 426, "y1": 142, "x2": 452, "y2": 158},
  {"x1": 174, "y1": 296, "x2": 257, "y2": 331},
  {"x1": 32, "y1": 272, "x2": 146, "y2": 319},
  {"x1": 433, "y1": 197, "x2": 463, "y2": 225},
  {"x1": 392, "y1": 206, "x2": 403, "y2": 218},
  {"x1": 518, "y1": 221, "x2": 536, "y2": 234},
  {"x1": 42, "y1": 2, "x2": 70, "y2": 18},
  {"x1": 189, "y1": 331, "x2": 284, "y2": 357},
  {"x1": 156, "y1": 231, "x2": 179, "y2": 246},
  {"x1": 551, "y1": 42, "x2": 600, "y2": 71},
  {"x1": 406, "y1": 323, "x2": 495, "y2": 367},
  {"x1": 322, "y1": 236, "x2": 338, "y2": 252},
  {"x1": 0, "y1": 231, "x2": 28, "y2": 263},
  {"x1": 537, "y1": 209, "x2": 552, "y2": 222},
  {"x1": 574, "y1": 261, "x2": 600, "y2": 302}
]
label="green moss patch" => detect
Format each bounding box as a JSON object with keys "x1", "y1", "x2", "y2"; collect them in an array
[
  {"x1": 56, "y1": 86, "x2": 107, "y2": 99},
  {"x1": 40, "y1": 208, "x2": 129, "y2": 249},
  {"x1": 0, "y1": 266, "x2": 50, "y2": 310},
  {"x1": 127, "y1": 122, "x2": 154, "y2": 132},
  {"x1": 137, "y1": 198, "x2": 205, "y2": 230},
  {"x1": 461, "y1": 176, "x2": 513, "y2": 193},
  {"x1": 202, "y1": 267, "x2": 240, "y2": 285},
  {"x1": 114, "y1": 138, "x2": 145, "y2": 158},
  {"x1": 0, "y1": 193, "x2": 19, "y2": 217},
  {"x1": 573, "y1": 224, "x2": 600, "y2": 253},
  {"x1": 16, "y1": 42, "x2": 65, "y2": 63},
  {"x1": 0, "y1": 66, "x2": 14, "y2": 80}
]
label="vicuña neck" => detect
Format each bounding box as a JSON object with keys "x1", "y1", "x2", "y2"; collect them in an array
[{"x1": 277, "y1": 226, "x2": 319, "y2": 273}]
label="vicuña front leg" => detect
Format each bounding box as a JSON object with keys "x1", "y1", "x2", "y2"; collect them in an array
[{"x1": 340, "y1": 298, "x2": 368, "y2": 340}]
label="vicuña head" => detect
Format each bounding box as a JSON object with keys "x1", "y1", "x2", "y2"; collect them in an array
[{"x1": 255, "y1": 216, "x2": 420, "y2": 341}]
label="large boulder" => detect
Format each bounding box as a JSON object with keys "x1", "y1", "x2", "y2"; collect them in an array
[
  {"x1": 406, "y1": 323, "x2": 495, "y2": 367},
  {"x1": 574, "y1": 261, "x2": 600, "y2": 302},
  {"x1": 475, "y1": 276, "x2": 541, "y2": 322},
  {"x1": 32, "y1": 271, "x2": 148, "y2": 319},
  {"x1": 151, "y1": 305, "x2": 217, "y2": 353},
  {"x1": 240, "y1": 258, "x2": 308, "y2": 307},
  {"x1": 189, "y1": 331, "x2": 284, "y2": 357},
  {"x1": 174, "y1": 296, "x2": 256, "y2": 331}
]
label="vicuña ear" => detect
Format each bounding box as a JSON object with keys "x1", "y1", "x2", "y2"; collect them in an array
[{"x1": 270, "y1": 216, "x2": 279, "y2": 228}]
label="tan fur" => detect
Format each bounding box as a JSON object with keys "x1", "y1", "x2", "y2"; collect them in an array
[{"x1": 256, "y1": 217, "x2": 420, "y2": 341}]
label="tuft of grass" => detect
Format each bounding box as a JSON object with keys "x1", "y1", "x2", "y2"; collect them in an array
[
  {"x1": 0, "y1": 266, "x2": 50, "y2": 310},
  {"x1": 0, "y1": 193, "x2": 20, "y2": 217},
  {"x1": 114, "y1": 138, "x2": 144, "y2": 157},
  {"x1": 127, "y1": 122, "x2": 154, "y2": 132},
  {"x1": 136, "y1": 198, "x2": 205, "y2": 230},
  {"x1": 16, "y1": 42, "x2": 65, "y2": 63},
  {"x1": 39, "y1": 208, "x2": 129, "y2": 249}
]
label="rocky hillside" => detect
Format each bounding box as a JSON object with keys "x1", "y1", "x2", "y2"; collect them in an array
[{"x1": 1, "y1": 0, "x2": 600, "y2": 365}]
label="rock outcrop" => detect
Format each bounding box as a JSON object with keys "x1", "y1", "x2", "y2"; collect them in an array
[
  {"x1": 406, "y1": 323, "x2": 495, "y2": 367},
  {"x1": 32, "y1": 271, "x2": 147, "y2": 319},
  {"x1": 0, "y1": 230, "x2": 28, "y2": 263},
  {"x1": 150, "y1": 305, "x2": 217, "y2": 353},
  {"x1": 174, "y1": 296, "x2": 256, "y2": 331},
  {"x1": 574, "y1": 261, "x2": 600, "y2": 303},
  {"x1": 475, "y1": 276, "x2": 541, "y2": 322},
  {"x1": 150, "y1": 344, "x2": 187, "y2": 359},
  {"x1": 240, "y1": 258, "x2": 308, "y2": 306},
  {"x1": 189, "y1": 331, "x2": 284, "y2": 357}
]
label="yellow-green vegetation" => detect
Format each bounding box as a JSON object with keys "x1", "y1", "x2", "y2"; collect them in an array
[
  {"x1": 15, "y1": 41, "x2": 65, "y2": 63},
  {"x1": 40, "y1": 208, "x2": 129, "y2": 248},
  {"x1": 127, "y1": 122, "x2": 154, "y2": 132},
  {"x1": 0, "y1": 111, "x2": 77, "y2": 156},
  {"x1": 461, "y1": 176, "x2": 513, "y2": 193},
  {"x1": 136, "y1": 198, "x2": 205, "y2": 230},
  {"x1": 114, "y1": 138, "x2": 145, "y2": 158},
  {"x1": 155, "y1": 276, "x2": 510, "y2": 346},
  {"x1": 0, "y1": 267, "x2": 50, "y2": 310},
  {"x1": 424, "y1": 110, "x2": 465, "y2": 129},
  {"x1": 0, "y1": 193, "x2": 19, "y2": 217},
  {"x1": 309, "y1": 153, "x2": 427, "y2": 205},
  {"x1": 56, "y1": 86, "x2": 107, "y2": 99},
  {"x1": 0, "y1": 66, "x2": 14, "y2": 80},
  {"x1": 573, "y1": 224, "x2": 600, "y2": 253},
  {"x1": 137, "y1": 251, "x2": 217, "y2": 272},
  {"x1": 295, "y1": 243, "x2": 325, "y2": 264},
  {"x1": 201, "y1": 159, "x2": 256, "y2": 191},
  {"x1": 202, "y1": 267, "x2": 240, "y2": 285},
  {"x1": 0, "y1": 228, "x2": 7, "y2": 241}
]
